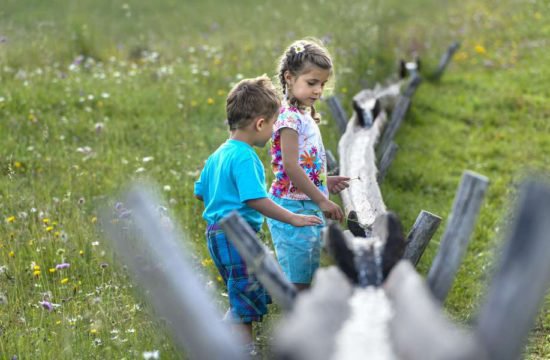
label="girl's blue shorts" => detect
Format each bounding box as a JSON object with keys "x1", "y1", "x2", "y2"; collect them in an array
[{"x1": 267, "y1": 194, "x2": 325, "y2": 284}]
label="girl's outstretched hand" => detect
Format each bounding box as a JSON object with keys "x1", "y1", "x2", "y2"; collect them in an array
[
  {"x1": 290, "y1": 214, "x2": 323, "y2": 227},
  {"x1": 319, "y1": 199, "x2": 344, "y2": 221},
  {"x1": 328, "y1": 176, "x2": 351, "y2": 194}
]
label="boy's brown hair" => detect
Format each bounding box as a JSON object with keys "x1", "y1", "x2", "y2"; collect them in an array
[{"x1": 226, "y1": 75, "x2": 280, "y2": 130}]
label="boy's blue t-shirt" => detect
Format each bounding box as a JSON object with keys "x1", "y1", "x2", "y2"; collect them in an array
[{"x1": 194, "y1": 139, "x2": 267, "y2": 229}]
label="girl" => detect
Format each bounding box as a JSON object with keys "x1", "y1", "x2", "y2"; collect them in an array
[{"x1": 267, "y1": 39, "x2": 350, "y2": 290}]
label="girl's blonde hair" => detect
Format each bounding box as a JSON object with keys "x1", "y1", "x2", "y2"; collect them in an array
[{"x1": 277, "y1": 38, "x2": 333, "y2": 123}]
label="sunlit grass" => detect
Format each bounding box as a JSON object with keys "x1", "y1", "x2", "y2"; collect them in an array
[{"x1": 1, "y1": 0, "x2": 549, "y2": 358}]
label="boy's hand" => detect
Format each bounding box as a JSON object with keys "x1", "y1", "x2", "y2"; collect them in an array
[
  {"x1": 328, "y1": 176, "x2": 350, "y2": 194},
  {"x1": 319, "y1": 199, "x2": 344, "y2": 221},
  {"x1": 290, "y1": 214, "x2": 323, "y2": 227}
]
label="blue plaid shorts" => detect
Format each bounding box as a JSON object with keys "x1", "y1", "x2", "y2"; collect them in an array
[{"x1": 206, "y1": 224, "x2": 270, "y2": 323}]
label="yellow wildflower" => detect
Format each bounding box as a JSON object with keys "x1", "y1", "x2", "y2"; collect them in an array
[
  {"x1": 207, "y1": 98, "x2": 215, "y2": 105},
  {"x1": 6, "y1": 216, "x2": 15, "y2": 223},
  {"x1": 33, "y1": 270, "x2": 41, "y2": 276},
  {"x1": 474, "y1": 45, "x2": 486, "y2": 55},
  {"x1": 46, "y1": 226, "x2": 54, "y2": 232},
  {"x1": 34, "y1": 265, "x2": 40, "y2": 271},
  {"x1": 49, "y1": 268, "x2": 56, "y2": 273},
  {"x1": 56, "y1": 320, "x2": 62, "y2": 325},
  {"x1": 43, "y1": 218, "x2": 50, "y2": 224},
  {"x1": 201, "y1": 258, "x2": 213, "y2": 267},
  {"x1": 217, "y1": 275, "x2": 223, "y2": 282},
  {"x1": 91, "y1": 216, "x2": 97, "y2": 224},
  {"x1": 54, "y1": 231, "x2": 60, "y2": 238},
  {"x1": 61, "y1": 278, "x2": 69, "y2": 284},
  {"x1": 8, "y1": 251, "x2": 15, "y2": 257},
  {"x1": 79, "y1": 250, "x2": 84, "y2": 256},
  {"x1": 90, "y1": 329, "x2": 97, "y2": 335}
]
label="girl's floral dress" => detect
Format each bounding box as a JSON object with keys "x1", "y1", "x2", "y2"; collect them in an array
[{"x1": 269, "y1": 103, "x2": 328, "y2": 200}]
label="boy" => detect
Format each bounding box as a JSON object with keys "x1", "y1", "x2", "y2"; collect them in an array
[{"x1": 194, "y1": 75, "x2": 321, "y2": 352}]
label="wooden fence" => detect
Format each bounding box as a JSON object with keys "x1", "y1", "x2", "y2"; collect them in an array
[{"x1": 103, "y1": 42, "x2": 550, "y2": 360}]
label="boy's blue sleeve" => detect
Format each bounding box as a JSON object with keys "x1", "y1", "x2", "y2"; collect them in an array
[
  {"x1": 234, "y1": 156, "x2": 267, "y2": 202},
  {"x1": 194, "y1": 169, "x2": 204, "y2": 197}
]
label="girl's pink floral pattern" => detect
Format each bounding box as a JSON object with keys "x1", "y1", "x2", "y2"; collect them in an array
[{"x1": 269, "y1": 103, "x2": 328, "y2": 200}]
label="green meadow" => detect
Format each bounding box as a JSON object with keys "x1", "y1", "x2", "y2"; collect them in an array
[{"x1": 1, "y1": 0, "x2": 549, "y2": 358}]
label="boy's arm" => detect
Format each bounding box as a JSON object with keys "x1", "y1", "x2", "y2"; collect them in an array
[{"x1": 246, "y1": 197, "x2": 322, "y2": 227}]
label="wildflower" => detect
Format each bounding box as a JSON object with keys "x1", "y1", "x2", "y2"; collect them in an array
[
  {"x1": 163, "y1": 185, "x2": 171, "y2": 192},
  {"x1": 474, "y1": 44, "x2": 486, "y2": 55},
  {"x1": 46, "y1": 226, "x2": 54, "y2": 232},
  {"x1": 91, "y1": 216, "x2": 97, "y2": 224},
  {"x1": 39, "y1": 300, "x2": 53, "y2": 311},
  {"x1": 43, "y1": 218, "x2": 50, "y2": 224},
  {"x1": 54, "y1": 231, "x2": 60, "y2": 238},
  {"x1": 207, "y1": 98, "x2": 215, "y2": 105},
  {"x1": 100, "y1": 263, "x2": 109, "y2": 269},
  {"x1": 293, "y1": 43, "x2": 305, "y2": 54},
  {"x1": 8, "y1": 251, "x2": 15, "y2": 258},
  {"x1": 79, "y1": 250, "x2": 84, "y2": 256},
  {"x1": 91, "y1": 241, "x2": 99, "y2": 246},
  {"x1": 33, "y1": 270, "x2": 41, "y2": 277},
  {"x1": 142, "y1": 156, "x2": 154, "y2": 163},
  {"x1": 6, "y1": 216, "x2": 15, "y2": 223},
  {"x1": 201, "y1": 258, "x2": 213, "y2": 267},
  {"x1": 49, "y1": 268, "x2": 56, "y2": 273},
  {"x1": 90, "y1": 329, "x2": 97, "y2": 335},
  {"x1": 78, "y1": 197, "x2": 86, "y2": 205},
  {"x1": 56, "y1": 263, "x2": 70, "y2": 270},
  {"x1": 217, "y1": 275, "x2": 223, "y2": 282},
  {"x1": 60, "y1": 278, "x2": 69, "y2": 284},
  {"x1": 142, "y1": 350, "x2": 160, "y2": 359}
]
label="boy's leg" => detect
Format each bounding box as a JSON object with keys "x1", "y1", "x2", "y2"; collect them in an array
[{"x1": 206, "y1": 226, "x2": 269, "y2": 341}]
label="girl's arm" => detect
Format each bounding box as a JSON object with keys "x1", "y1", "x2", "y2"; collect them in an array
[
  {"x1": 246, "y1": 198, "x2": 322, "y2": 227},
  {"x1": 279, "y1": 128, "x2": 344, "y2": 221}
]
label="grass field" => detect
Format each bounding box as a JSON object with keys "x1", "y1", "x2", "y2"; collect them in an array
[{"x1": 1, "y1": 0, "x2": 549, "y2": 358}]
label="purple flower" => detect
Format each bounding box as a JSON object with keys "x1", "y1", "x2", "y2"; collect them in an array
[
  {"x1": 39, "y1": 300, "x2": 53, "y2": 311},
  {"x1": 55, "y1": 263, "x2": 70, "y2": 270}
]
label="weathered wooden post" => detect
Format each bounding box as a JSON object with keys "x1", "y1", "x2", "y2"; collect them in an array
[
  {"x1": 219, "y1": 211, "x2": 297, "y2": 311},
  {"x1": 377, "y1": 74, "x2": 422, "y2": 158},
  {"x1": 403, "y1": 210, "x2": 442, "y2": 266},
  {"x1": 475, "y1": 180, "x2": 550, "y2": 360},
  {"x1": 377, "y1": 141, "x2": 398, "y2": 183},
  {"x1": 427, "y1": 170, "x2": 489, "y2": 302},
  {"x1": 432, "y1": 41, "x2": 461, "y2": 81},
  {"x1": 326, "y1": 149, "x2": 339, "y2": 175},
  {"x1": 272, "y1": 267, "x2": 353, "y2": 360},
  {"x1": 385, "y1": 261, "x2": 488, "y2": 360},
  {"x1": 326, "y1": 95, "x2": 348, "y2": 134},
  {"x1": 103, "y1": 186, "x2": 243, "y2": 360}
]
